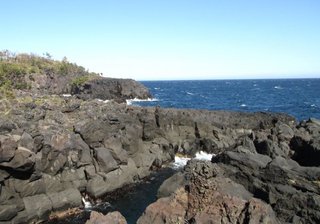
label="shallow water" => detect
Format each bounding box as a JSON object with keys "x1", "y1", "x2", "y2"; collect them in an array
[{"x1": 48, "y1": 167, "x2": 176, "y2": 224}]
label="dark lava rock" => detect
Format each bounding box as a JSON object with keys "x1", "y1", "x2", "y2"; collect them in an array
[
  {"x1": 138, "y1": 160, "x2": 279, "y2": 224},
  {"x1": 71, "y1": 78, "x2": 151, "y2": 101}
]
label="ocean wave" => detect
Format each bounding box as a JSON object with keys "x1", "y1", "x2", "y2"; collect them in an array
[
  {"x1": 126, "y1": 98, "x2": 158, "y2": 105},
  {"x1": 172, "y1": 151, "x2": 215, "y2": 169},
  {"x1": 186, "y1": 92, "x2": 195, "y2": 95},
  {"x1": 82, "y1": 197, "x2": 92, "y2": 209},
  {"x1": 274, "y1": 86, "x2": 282, "y2": 89},
  {"x1": 195, "y1": 151, "x2": 215, "y2": 160},
  {"x1": 240, "y1": 104, "x2": 247, "y2": 107}
]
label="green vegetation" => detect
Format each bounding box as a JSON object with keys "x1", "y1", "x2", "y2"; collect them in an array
[
  {"x1": 0, "y1": 50, "x2": 99, "y2": 99},
  {"x1": 71, "y1": 75, "x2": 91, "y2": 87}
]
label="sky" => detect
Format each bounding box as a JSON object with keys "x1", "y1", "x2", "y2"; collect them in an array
[{"x1": 1, "y1": 0, "x2": 320, "y2": 81}]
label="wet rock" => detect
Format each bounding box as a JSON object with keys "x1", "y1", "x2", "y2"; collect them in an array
[
  {"x1": 85, "y1": 211, "x2": 127, "y2": 224},
  {"x1": 157, "y1": 172, "x2": 186, "y2": 198}
]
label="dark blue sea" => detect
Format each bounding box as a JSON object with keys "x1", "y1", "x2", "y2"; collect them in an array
[{"x1": 135, "y1": 79, "x2": 320, "y2": 121}]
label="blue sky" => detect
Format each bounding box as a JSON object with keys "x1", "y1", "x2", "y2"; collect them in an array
[{"x1": 1, "y1": 0, "x2": 320, "y2": 80}]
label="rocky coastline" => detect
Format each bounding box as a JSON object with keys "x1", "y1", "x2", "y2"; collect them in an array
[
  {"x1": 137, "y1": 117, "x2": 320, "y2": 223},
  {"x1": 3, "y1": 86, "x2": 320, "y2": 223},
  {"x1": 1, "y1": 54, "x2": 320, "y2": 223}
]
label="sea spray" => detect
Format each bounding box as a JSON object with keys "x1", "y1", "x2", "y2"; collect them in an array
[{"x1": 172, "y1": 151, "x2": 215, "y2": 168}]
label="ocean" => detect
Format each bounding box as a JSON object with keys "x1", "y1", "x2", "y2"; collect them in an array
[{"x1": 133, "y1": 79, "x2": 320, "y2": 121}]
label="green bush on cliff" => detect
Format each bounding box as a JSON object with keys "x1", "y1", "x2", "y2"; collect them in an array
[
  {"x1": 0, "y1": 50, "x2": 99, "y2": 98},
  {"x1": 71, "y1": 75, "x2": 91, "y2": 87}
]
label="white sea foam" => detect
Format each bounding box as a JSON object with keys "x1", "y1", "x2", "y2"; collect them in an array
[
  {"x1": 172, "y1": 156, "x2": 191, "y2": 168},
  {"x1": 154, "y1": 87, "x2": 160, "y2": 90},
  {"x1": 195, "y1": 151, "x2": 215, "y2": 160},
  {"x1": 97, "y1": 99, "x2": 110, "y2": 103},
  {"x1": 82, "y1": 197, "x2": 92, "y2": 209},
  {"x1": 186, "y1": 92, "x2": 195, "y2": 95},
  {"x1": 126, "y1": 98, "x2": 158, "y2": 105},
  {"x1": 274, "y1": 86, "x2": 282, "y2": 89},
  {"x1": 240, "y1": 104, "x2": 247, "y2": 107},
  {"x1": 172, "y1": 151, "x2": 215, "y2": 169},
  {"x1": 311, "y1": 104, "x2": 316, "y2": 107}
]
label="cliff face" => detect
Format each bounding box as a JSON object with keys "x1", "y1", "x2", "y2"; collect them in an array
[
  {"x1": 0, "y1": 52, "x2": 151, "y2": 101},
  {"x1": 70, "y1": 78, "x2": 151, "y2": 101}
]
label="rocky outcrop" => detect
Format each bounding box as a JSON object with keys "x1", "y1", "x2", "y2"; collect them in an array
[
  {"x1": 71, "y1": 78, "x2": 152, "y2": 101},
  {"x1": 138, "y1": 117, "x2": 320, "y2": 224},
  {"x1": 0, "y1": 92, "x2": 313, "y2": 223},
  {"x1": 138, "y1": 161, "x2": 279, "y2": 224}
]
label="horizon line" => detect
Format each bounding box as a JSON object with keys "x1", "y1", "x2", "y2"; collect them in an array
[{"x1": 138, "y1": 77, "x2": 320, "y2": 82}]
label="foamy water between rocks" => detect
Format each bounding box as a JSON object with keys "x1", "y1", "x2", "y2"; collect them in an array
[{"x1": 172, "y1": 151, "x2": 215, "y2": 168}]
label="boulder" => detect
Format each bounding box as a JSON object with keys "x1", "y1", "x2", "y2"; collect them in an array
[
  {"x1": 0, "y1": 136, "x2": 17, "y2": 163},
  {"x1": 104, "y1": 136, "x2": 128, "y2": 164},
  {"x1": 157, "y1": 172, "x2": 186, "y2": 198},
  {"x1": 74, "y1": 120, "x2": 111, "y2": 146},
  {"x1": 0, "y1": 147, "x2": 35, "y2": 171},
  {"x1": 85, "y1": 211, "x2": 127, "y2": 224},
  {"x1": 275, "y1": 122, "x2": 294, "y2": 141},
  {"x1": 137, "y1": 188, "x2": 188, "y2": 224},
  {"x1": 23, "y1": 194, "x2": 53, "y2": 220},
  {"x1": 94, "y1": 147, "x2": 118, "y2": 173},
  {"x1": 47, "y1": 188, "x2": 82, "y2": 210},
  {"x1": 254, "y1": 139, "x2": 287, "y2": 158},
  {"x1": 42, "y1": 173, "x2": 64, "y2": 193},
  {"x1": 19, "y1": 132, "x2": 34, "y2": 152},
  {"x1": 214, "y1": 151, "x2": 320, "y2": 223},
  {"x1": 87, "y1": 159, "x2": 138, "y2": 198},
  {"x1": 10, "y1": 178, "x2": 45, "y2": 197}
]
